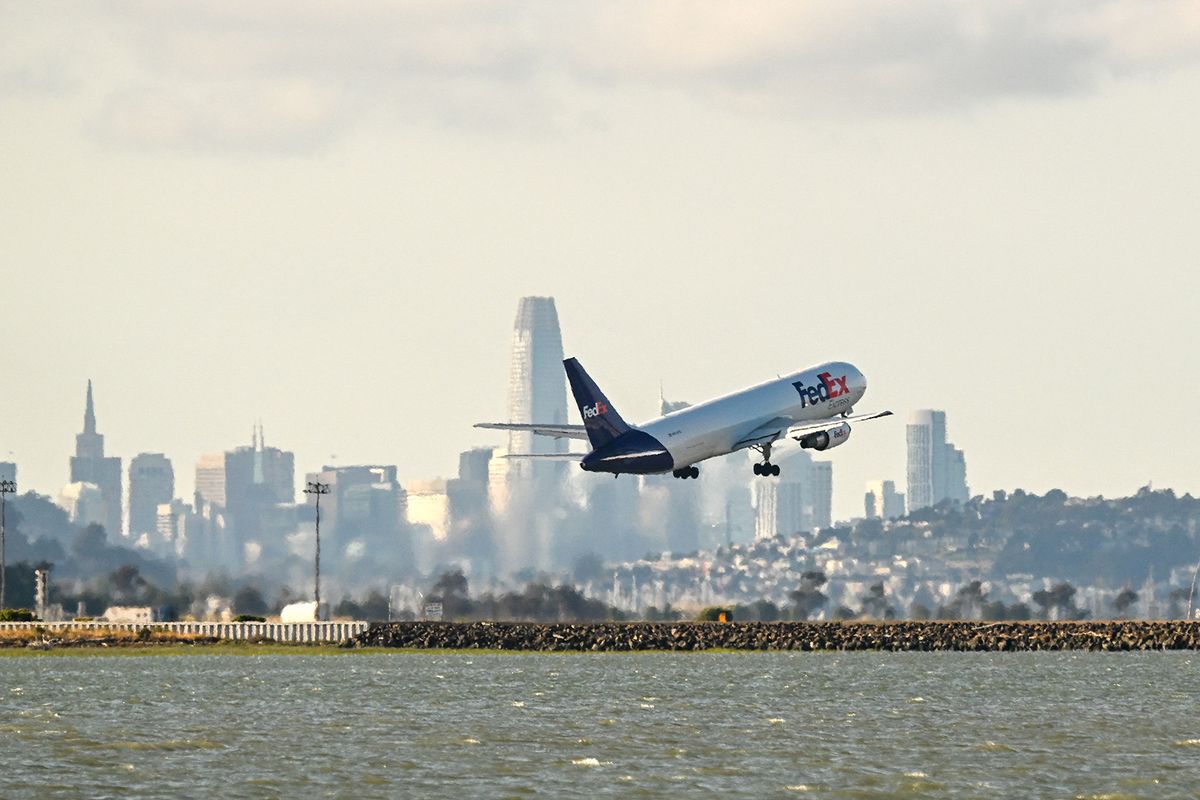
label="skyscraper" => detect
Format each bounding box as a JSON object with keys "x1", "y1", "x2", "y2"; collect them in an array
[
  {"x1": 193, "y1": 424, "x2": 295, "y2": 564},
  {"x1": 129, "y1": 453, "x2": 174, "y2": 540},
  {"x1": 811, "y1": 461, "x2": 833, "y2": 529},
  {"x1": 69, "y1": 380, "x2": 122, "y2": 537},
  {"x1": 491, "y1": 296, "x2": 570, "y2": 573},
  {"x1": 505, "y1": 296, "x2": 568, "y2": 474},
  {"x1": 0, "y1": 462, "x2": 14, "y2": 483},
  {"x1": 754, "y1": 449, "x2": 814, "y2": 540},
  {"x1": 906, "y1": 409, "x2": 969, "y2": 511},
  {"x1": 865, "y1": 479, "x2": 906, "y2": 520}
]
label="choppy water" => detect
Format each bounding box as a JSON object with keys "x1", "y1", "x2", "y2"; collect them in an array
[{"x1": 2, "y1": 652, "x2": 1199, "y2": 799}]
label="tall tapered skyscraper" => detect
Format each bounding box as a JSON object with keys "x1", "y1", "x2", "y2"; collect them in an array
[
  {"x1": 490, "y1": 296, "x2": 569, "y2": 573},
  {"x1": 505, "y1": 296, "x2": 568, "y2": 475},
  {"x1": 69, "y1": 380, "x2": 123, "y2": 536}
]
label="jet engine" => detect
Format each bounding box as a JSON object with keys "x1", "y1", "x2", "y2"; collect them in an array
[{"x1": 796, "y1": 422, "x2": 851, "y2": 451}]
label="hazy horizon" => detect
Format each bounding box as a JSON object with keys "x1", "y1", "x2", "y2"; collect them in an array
[{"x1": 3, "y1": 3, "x2": 1199, "y2": 522}]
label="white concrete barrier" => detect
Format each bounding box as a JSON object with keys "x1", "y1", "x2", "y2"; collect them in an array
[{"x1": 0, "y1": 620, "x2": 369, "y2": 643}]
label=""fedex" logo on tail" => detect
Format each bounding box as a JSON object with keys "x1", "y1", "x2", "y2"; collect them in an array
[
  {"x1": 792, "y1": 372, "x2": 849, "y2": 408},
  {"x1": 581, "y1": 401, "x2": 609, "y2": 419}
]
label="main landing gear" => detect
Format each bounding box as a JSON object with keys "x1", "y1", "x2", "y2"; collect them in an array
[
  {"x1": 752, "y1": 442, "x2": 781, "y2": 477},
  {"x1": 672, "y1": 466, "x2": 700, "y2": 479}
]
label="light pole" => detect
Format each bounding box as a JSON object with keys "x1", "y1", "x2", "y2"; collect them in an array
[
  {"x1": 304, "y1": 481, "x2": 330, "y2": 618},
  {"x1": 0, "y1": 479, "x2": 16, "y2": 612}
]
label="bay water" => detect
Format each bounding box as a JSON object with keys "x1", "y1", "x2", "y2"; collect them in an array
[{"x1": 2, "y1": 651, "x2": 1199, "y2": 798}]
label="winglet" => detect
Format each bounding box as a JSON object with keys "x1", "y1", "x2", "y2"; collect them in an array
[{"x1": 563, "y1": 357, "x2": 630, "y2": 449}]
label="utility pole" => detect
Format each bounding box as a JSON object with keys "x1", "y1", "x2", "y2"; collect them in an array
[
  {"x1": 304, "y1": 481, "x2": 330, "y2": 619},
  {"x1": 0, "y1": 479, "x2": 15, "y2": 612}
]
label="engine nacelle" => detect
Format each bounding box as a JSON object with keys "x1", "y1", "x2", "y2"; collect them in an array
[{"x1": 796, "y1": 422, "x2": 852, "y2": 451}]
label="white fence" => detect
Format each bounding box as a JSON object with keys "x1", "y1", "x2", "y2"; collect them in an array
[{"x1": 0, "y1": 621, "x2": 369, "y2": 644}]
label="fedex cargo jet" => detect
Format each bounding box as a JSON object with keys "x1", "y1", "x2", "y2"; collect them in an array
[{"x1": 478, "y1": 358, "x2": 891, "y2": 479}]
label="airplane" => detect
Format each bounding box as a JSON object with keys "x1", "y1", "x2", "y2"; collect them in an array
[{"x1": 477, "y1": 357, "x2": 892, "y2": 479}]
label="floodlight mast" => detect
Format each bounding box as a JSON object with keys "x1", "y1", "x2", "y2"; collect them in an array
[
  {"x1": 303, "y1": 481, "x2": 330, "y2": 618},
  {"x1": 0, "y1": 480, "x2": 16, "y2": 612}
]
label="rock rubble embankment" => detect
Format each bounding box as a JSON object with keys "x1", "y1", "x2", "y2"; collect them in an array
[{"x1": 345, "y1": 620, "x2": 1200, "y2": 652}]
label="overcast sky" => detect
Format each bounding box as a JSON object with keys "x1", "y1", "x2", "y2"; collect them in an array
[{"x1": 3, "y1": 1, "x2": 1199, "y2": 522}]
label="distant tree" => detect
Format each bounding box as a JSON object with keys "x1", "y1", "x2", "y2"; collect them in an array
[
  {"x1": 233, "y1": 586, "x2": 268, "y2": 616},
  {"x1": 832, "y1": 605, "x2": 856, "y2": 621},
  {"x1": 1112, "y1": 587, "x2": 1139, "y2": 618},
  {"x1": 909, "y1": 602, "x2": 932, "y2": 620},
  {"x1": 72, "y1": 523, "x2": 107, "y2": 556},
  {"x1": 1032, "y1": 582, "x2": 1077, "y2": 620},
  {"x1": 746, "y1": 599, "x2": 780, "y2": 622},
  {"x1": 788, "y1": 570, "x2": 828, "y2": 620},
  {"x1": 333, "y1": 595, "x2": 363, "y2": 619},
  {"x1": 1167, "y1": 587, "x2": 1191, "y2": 619},
  {"x1": 359, "y1": 589, "x2": 390, "y2": 621},
  {"x1": 1007, "y1": 602, "x2": 1032, "y2": 621},
  {"x1": 428, "y1": 570, "x2": 471, "y2": 619},
  {"x1": 941, "y1": 581, "x2": 987, "y2": 619},
  {"x1": 981, "y1": 600, "x2": 1009, "y2": 621},
  {"x1": 110, "y1": 564, "x2": 149, "y2": 604},
  {"x1": 858, "y1": 582, "x2": 893, "y2": 619}
]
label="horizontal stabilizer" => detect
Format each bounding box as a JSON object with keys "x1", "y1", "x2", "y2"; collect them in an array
[
  {"x1": 474, "y1": 422, "x2": 589, "y2": 440},
  {"x1": 502, "y1": 452, "x2": 584, "y2": 460}
]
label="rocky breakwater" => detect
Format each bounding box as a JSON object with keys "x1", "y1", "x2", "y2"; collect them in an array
[{"x1": 346, "y1": 620, "x2": 1200, "y2": 652}]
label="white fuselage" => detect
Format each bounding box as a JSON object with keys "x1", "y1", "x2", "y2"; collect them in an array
[{"x1": 638, "y1": 361, "x2": 868, "y2": 469}]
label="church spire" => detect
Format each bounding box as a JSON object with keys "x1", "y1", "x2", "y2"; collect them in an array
[{"x1": 84, "y1": 379, "x2": 96, "y2": 434}]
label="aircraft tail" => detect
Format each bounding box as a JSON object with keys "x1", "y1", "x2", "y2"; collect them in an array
[{"x1": 563, "y1": 357, "x2": 631, "y2": 449}]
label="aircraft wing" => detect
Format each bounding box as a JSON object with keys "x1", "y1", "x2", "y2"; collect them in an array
[
  {"x1": 786, "y1": 410, "x2": 893, "y2": 436},
  {"x1": 732, "y1": 417, "x2": 795, "y2": 451},
  {"x1": 474, "y1": 422, "x2": 590, "y2": 440},
  {"x1": 733, "y1": 410, "x2": 894, "y2": 451}
]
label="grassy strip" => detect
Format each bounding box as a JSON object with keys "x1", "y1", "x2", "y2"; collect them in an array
[{"x1": 0, "y1": 641, "x2": 363, "y2": 657}]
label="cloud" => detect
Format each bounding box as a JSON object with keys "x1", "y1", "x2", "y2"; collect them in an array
[{"x1": 6, "y1": 1, "x2": 1200, "y2": 152}]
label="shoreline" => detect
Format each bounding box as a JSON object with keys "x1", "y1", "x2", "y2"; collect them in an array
[
  {"x1": 5, "y1": 620, "x2": 1200, "y2": 654},
  {"x1": 351, "y1": 620, "x2": 1200, "y2": 652}
]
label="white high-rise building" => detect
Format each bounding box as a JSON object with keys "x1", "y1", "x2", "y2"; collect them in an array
[
  {"x1": 906, "y1": 409, "x2": 969, "y2": 511},
  {"x1": 811, "y1": 461, "x2": 833, "y2": 529},
  {"x1": 753, "y1": 450, "x2": 814, "y2": 540}
]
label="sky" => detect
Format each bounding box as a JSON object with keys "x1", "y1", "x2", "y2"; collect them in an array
[{"x1": 2, "y1": 1, "x2": 1199, "y2": 522}]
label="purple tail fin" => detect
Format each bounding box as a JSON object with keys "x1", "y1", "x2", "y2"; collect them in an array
[{"x1": 564, "y1": 357, "x2": 630, "y2": 449}]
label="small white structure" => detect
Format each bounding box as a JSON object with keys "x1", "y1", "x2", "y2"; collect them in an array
[
  {"x1": 103, "y1": 606, "x2": 155, "y2": 624},
  {"x1": 280, "y1": 601, "x2": 325, "y2": 622}
]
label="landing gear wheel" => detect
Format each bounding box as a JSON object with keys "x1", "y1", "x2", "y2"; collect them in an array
[
  {"x1": 689, "y1": 466, "x2": 699, "y2": 479},
  {"x1": 770, "y1": 464, "x2": 781, "y2": 477},
  {"x1": 753, "y1": 463, "x2": 762, "y2": 476}
]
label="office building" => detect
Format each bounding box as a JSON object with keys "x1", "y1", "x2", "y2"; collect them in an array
[
  {"x1": 0, "y1": 462, "x2": 14, "y2": 482},
  {"x1": 57, "y1": 481, "x2": 106, "y2": 528},
  {"x1": 129, "y1": 453, "x2": 174, "y2": 540},
  {"x1": 193, "y1": 424, "x2": 295, "y2": 562},
  {"x1": 865, "y1": 479, "x2": 906, "y2": 520},
  {"x1": 907, "y1": 409, "x2": 969, "y2": 511},
  {"x1": 753, "y1": 450, "x2": 814, "y2": 540},
  {"x1": 811, "y1": 461, "x2": 833, "y2": 529}
]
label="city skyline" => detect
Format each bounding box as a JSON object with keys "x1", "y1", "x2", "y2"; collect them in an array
[{"x1": 4, "y1": 5, "x2": 1200, "y2": 522}]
